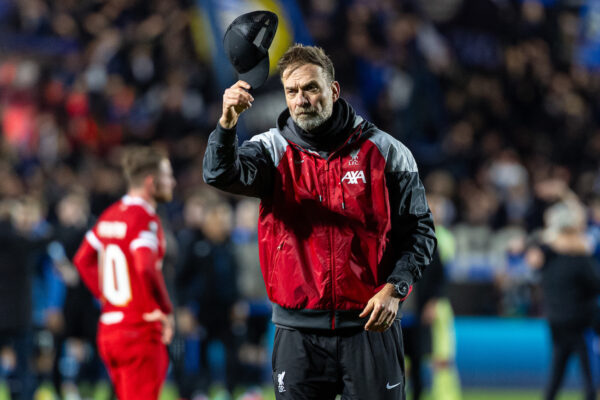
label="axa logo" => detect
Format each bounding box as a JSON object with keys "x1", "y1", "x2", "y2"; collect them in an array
[
  {"x1": 348, "y1": 148, "x2": 360, "y2": 166},
  {"x1": 342, "y1": 170, "x2": 366, "y2": 184},
  {"x1": 278, "y1": 371, "x2": 286, "y2": 393}
]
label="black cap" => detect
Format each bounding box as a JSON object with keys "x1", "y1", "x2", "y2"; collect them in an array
[{"x1": 223, "y1": 11, "x2": 278, "y2": 89}]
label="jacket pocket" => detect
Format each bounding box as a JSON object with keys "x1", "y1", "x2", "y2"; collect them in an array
[{"x1": 268, "y1": 237, "x2": 286, "y2": 289}]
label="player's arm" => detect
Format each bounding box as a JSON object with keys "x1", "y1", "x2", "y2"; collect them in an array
[
  {"x1": 131, "y1": 246, "x2": 173, "y2": 314},
  {"x1": 131, "y1": 243, "x2": 174, "y2": 344},
  {"x1": 73, "y1": 231, "x2": 102, "y2": 299},
  {"x1": 202, "y1": 81, "x2": 274, "y2": 198}
]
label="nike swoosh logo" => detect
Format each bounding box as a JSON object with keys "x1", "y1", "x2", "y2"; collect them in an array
[
  {"x1": 294, "y1": 159, "x2": 305, "y2": 164},
  {"x1": 386, "y1": 382, "x2": 401, "y2": 390}
]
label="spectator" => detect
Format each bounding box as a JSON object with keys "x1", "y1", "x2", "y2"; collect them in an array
[
  {"x1": 48, "y1": 191, "x2": 102, "y2": 398},
  {"x1": 427, "y1": 192, "x2": 462, "y2": 400},
  {"x1": 231, "y1": 198, "x2": 270, "y2": 386},
  {"x1": 526, "y1": 199, "x2": 600, "y2": 400},
  {"x1": 0, "y1": 196, "x2": 52, "y2": 400},
  {"x1": 176, "y1": 198, "x2": 241, "y2": 396}
]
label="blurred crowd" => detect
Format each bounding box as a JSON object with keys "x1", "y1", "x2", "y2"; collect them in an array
[{"x1": 0, "y1": 0, "x2": 600, "y2": 397}]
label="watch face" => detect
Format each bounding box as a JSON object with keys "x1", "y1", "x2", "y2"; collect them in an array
[{"x1": 396, "y1": 282, "x2": 409, "y2": 297}]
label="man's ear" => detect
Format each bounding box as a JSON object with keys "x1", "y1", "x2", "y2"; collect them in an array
[
  {"x1": 144, "y1": 174, "x2": 156, "y2": 193},
  {"x1": 331, "y1": 81, "x2": 340, "y2": 102}
]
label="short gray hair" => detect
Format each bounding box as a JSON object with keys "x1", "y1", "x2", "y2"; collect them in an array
[
  {"x1": 545, "y1": 201, "x2": 585, "y2": 233},
  {"x1": 277, "y1": 44, "x2": 335, "y2": 82}
]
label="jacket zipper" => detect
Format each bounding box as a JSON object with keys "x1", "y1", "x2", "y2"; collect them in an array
[
  {"x1": 282, "y1": 123, "x2": 364, "y2": 329},
  {"x1": 324, "y1": 162, "x2": 336, "y2": 329}
]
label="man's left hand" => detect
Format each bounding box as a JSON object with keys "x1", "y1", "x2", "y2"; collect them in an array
[{"x1": 359, "y1": 283, "x2": 400, "y2": 332}]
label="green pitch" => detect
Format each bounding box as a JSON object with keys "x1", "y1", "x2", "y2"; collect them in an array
[
  {"x1": 0, "y1": 381, "x2": 583, "y2": 400},
  {"x1": 451, "y1": 390, "x2": 578, "y2": 400}
]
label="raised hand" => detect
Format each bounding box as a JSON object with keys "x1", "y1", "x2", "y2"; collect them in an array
[{"x1": 219, "y1": 80, "x2": 254, "y2": 129}]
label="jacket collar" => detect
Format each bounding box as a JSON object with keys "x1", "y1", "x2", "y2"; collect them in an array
[{"x1": 276, "y1": 98, "x2": 364, "y2": 158}]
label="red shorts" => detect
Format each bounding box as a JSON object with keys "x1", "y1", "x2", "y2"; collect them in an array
[{"x1": 97, "y1": 325, "x2": 168, "y2": 400}]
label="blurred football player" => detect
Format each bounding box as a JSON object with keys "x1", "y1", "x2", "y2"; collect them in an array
[{"x1": 73, "y1": 146, "x2": 175, "y2": 399}]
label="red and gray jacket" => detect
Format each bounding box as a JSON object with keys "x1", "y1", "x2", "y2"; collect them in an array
[{"x1": 203, "y1": 100, "x2": 436, "y2": 330}]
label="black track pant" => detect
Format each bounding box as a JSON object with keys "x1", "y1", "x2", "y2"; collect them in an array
[
  {"x1": 544, "y1": 323, "x2": 595, "y2": 400},
  {"x1": 271, "y1": 321, "x2": 406, "y2": 400}
]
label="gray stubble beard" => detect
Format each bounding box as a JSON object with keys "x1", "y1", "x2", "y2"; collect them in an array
[{"x1": 292, "y1": 99, "x2": 334, "y2": 132}]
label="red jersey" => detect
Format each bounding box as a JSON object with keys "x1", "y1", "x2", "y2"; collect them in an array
[{"x1": 74, "y1": 195, "x2": 173, "y2": 331}]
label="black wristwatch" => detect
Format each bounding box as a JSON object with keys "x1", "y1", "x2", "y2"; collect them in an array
[{"x1": 393, "y1": 281, "x2": 410, "y2": 298}]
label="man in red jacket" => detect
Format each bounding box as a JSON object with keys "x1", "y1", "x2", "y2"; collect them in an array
[
  {"x1": 73, "y1": 146, "x2": 175, "y2": 400},
  {"x1": 204, "y1": 44, "x2": 436, "y2": 399}
]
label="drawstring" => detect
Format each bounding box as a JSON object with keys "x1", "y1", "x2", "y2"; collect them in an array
[{"x1": 339, "y1": 155, "x2": 345, "y2": 210}]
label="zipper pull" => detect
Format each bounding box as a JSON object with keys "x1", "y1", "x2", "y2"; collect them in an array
[{"x1": 342, "y1": 202, "x2": 345, "y2": 210}]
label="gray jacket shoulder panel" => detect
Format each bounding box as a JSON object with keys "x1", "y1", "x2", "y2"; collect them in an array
[
  {"x1": 353, "y1": 115, "x2": 364, "y2": 128},
  {"x1": 367, "y1": 129, "x2": 418, "y2": 173},
  {"x1": 249, "y1": 128, "x2": 289, "y2": 167}
]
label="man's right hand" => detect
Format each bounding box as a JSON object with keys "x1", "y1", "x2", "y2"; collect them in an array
[
  {"x1": 143, "y1": 309, "x2": 175, "y2": 344},
  {"x1": 220, "y1": 80, "x2": 254, "y2": 129}
]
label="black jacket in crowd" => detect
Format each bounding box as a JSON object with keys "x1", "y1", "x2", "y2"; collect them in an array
[{"x1": 539, "y1": 246, "x2": 600, "y2": 327}]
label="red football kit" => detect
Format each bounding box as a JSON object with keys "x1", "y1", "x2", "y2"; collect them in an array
[{"x1": 73, "y1": 195, "x2": 173, "y2": 399}]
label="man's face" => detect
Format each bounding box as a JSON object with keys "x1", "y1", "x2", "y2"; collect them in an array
[
  {"x1": 57, "y1": 195, "x2": 88, "y2": 228},
  {"x1": 152, "y1": 159, "x2": 176, "y2": 203},
  {"x1": 282, "y1": 63, "x2": 339, "y2": 131}
]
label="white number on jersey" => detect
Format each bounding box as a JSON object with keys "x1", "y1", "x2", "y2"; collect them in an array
[{"x1": 101, "y1": 244, "x2": 132, "y2": 306}]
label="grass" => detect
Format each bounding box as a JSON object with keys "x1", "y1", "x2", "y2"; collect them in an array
[
  {"x1": 0, "y1": 380, "x2": 585, "y2": 400},
  {"x1": 454, "y1": 389, "x2": 579, "y2": 400}
]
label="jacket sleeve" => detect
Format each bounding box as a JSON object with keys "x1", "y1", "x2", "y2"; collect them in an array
[
  {"x1": 203, "y1": 123, "x2": 274, "y2": 198},
  {"x1": 385, "y1": 156, "x2": 437, "y2": 287},
  {"x1": 583, "y1": 256, "x2": 600, "y2": 295}
]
